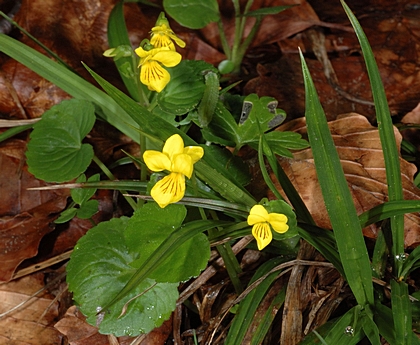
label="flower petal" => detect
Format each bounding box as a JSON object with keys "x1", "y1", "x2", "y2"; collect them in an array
[
  {"x1": 172, "y1": 153, "x2": 193, "y2": 178},
  {"x1": 143, "y1": 150, "x2": 171, "y2": 172},
  {"x1": 153, "y1": 50, "x2": 182, "y2": 67},
  {"x1": 134, "y1": 46, "x2": 150, "y2": 60},
  {"x1": 151, "y1": 173, "x2": 185, "y2": 208},
  {"x1": 268, "y1": 213, "x2": 289, "y2": 233},
  {"x1": 247, "y1": 205, "x2": 270, "y2": 225},
  {"x1": 252, "y1": 223, "x2": 272, "y2": 250},
  {"x1": 140, "y1": 60, "x2": 170, "y2": 92},
  {"x1": 162, "y1": 134, "x2": 184, "y2": 160},
  {"x1": 183, "y1": 146, "x2": 204, "y2": 164},
  {"x1": 151, "y1": 34, "x2": 175, "y2": 51}
]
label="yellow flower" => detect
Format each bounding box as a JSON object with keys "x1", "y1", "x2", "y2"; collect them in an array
[
  {"x1": 150, "y1": 23, "x2": 186, "y2": 51},
  {"x1": 143, "y1": 134, "x2": 204, "y2": 208},
  {"x1": 135, "y1": 46, "x2": 181, "y2": 92},
  {"x1": 247, "y1": 205, "x2": 288, "y2": 250}
]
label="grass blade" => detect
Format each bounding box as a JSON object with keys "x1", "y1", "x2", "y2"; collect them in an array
[
  {"x1": 0, "y1": 34, "x2": 140, "y2": 142},
  {"x1": 341, "y1": 0, "x2": 404, "y2": 275},
  {"x1": 299, "y1": 48, "x2": 373, "y2": 306},
  {"x1": 107, "y1": 1, "x2": 140, "y2": 101}
]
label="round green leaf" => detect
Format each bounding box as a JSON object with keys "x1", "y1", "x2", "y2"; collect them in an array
[
  {"x1": 125, "y1": 203, "x2": 210, "y2": 283},
  {"x1": 157, "y1": 60, "x2": 206, "y2": 115},
  {"x1": 163, "y1": 0, "x2": 220, "y2": 29},
  {"x1": 67, "y1": 217, "x2": 179, "y2": 336},
  {"x1": 26, "y1": 99, "x2": 95, "y2": 182}
]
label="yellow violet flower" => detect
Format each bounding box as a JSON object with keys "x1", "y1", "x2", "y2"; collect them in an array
[
  {"x1": 135, "y1": 46, "x2": 181, "y2": 92},
  {"x1": 143, "y1": 134, "x2": 204, "y2": 208},
  {"x1": 150, "y1": 12, "x2": 185, "y2": 51},
  {"x1": 247, "y1": 205, "x2": 289, "y2": 250},
  {"x1": 150, "y1": 23, "x2": 186, "y2": 51}
]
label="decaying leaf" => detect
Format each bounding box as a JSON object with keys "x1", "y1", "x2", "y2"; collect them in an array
[
  {"x1": 0, "y1": 273, "x2": 63, "y2": 344},
  {"x1": 55, "y1": 305, "x2": 173, "y2": 345},
  {"x1": 274, "y1": 113, "x2": 420, "y2": 247},
  {"x1": 0, "y1": 139, "x2": 69, "y2": 282}
]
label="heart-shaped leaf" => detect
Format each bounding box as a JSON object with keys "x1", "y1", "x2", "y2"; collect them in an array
[
  {"x1": 125, "y1": 203, "x2": 210, "y2": 283},
  {"x1": 66, "y1": 217, "x2": 179, "y2": 337},
  {"x1": 26, "y1": 99, "x2": 95, "y2": 182}
]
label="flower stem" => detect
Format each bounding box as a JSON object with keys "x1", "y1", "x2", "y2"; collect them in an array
[{"x1": 92, "y1": 155, "x2": 138, "y2": 211}]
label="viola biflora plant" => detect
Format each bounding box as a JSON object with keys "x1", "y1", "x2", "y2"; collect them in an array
[{"x1": 1, "y1": 1, "x2": 420, "y2": 344}]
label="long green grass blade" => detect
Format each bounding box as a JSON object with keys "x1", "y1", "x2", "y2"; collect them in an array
[
  {"x1": 225, "y1": 257, "x2": 287, "y2": 344},
  {"x1": 391, "y1": 280, "x2": 412, "y2": 345},
  {"x1": 107, "y1": 1, "x2": 140, "y2": 101},
  {"x1": 300, "y1": 49, "x2": 373, "y2": 306},
  {"x1": 341, "y1": 0, "x2": 405, "y2": 275},
  {"x1": 0, "y1": 34, "x2": 140, "y2": 142},
  {"x1": 358, "y1": 200, "x2": 420, "y2": 228}
]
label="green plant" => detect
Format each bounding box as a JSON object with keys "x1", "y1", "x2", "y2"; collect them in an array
[{"x1": 1, "y1": 1, "x2": 420, "y2": 343}]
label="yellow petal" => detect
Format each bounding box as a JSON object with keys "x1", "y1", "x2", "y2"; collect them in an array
[
  {"x1": 183, "y1": 146, "x2": 204, "y2": 164},
  {"x1": 252, "y1": 223, "x2": 272, "y2": 250},
  {"x1": 247, "y1": 205, "x2": 270, "y2": 225},
  {"x1": 150, "y1": 33, "x2": 176, "y2": 51},
  {"x1": 172, "y1": 153, "x2": 193, "y2": 178},
  {"x1": 140, "y1": 60, "x2": 170, "y2": 92},
  {"x1": 151, "y1": 173, "x2": 185, "y2": 208},
  {"x1": 143, "y1": 150, "x2": 171, "y2": 172},
  {"x1": 153, "y1": 50, "x2": 182, "y2": 67},
  {"x1": 268, "y1": 213, "x2": 289, "y2": 233},
  {"x1": 168, "y1": 33, "x2": 186, "y2": 48},
  {"x1": 162, "y1": 134, "x2": 184, "y2": 160},
  {"x1": 134, "y1": 46, "x2": 149, "y2": 59}
]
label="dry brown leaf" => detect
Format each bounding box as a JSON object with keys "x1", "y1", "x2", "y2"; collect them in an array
[
  {"x1": 0, "y1": 273, "x2": 63, "y2": 344},
  {"x1": 55, "y1": 306, "x2": 173, "y2": 345},
  {"x1": 0, "y1": 139, "x2": 69, "y2": 282},
  {"x1": 275, "y1": 113, "x2": 420, "y2": 247}
]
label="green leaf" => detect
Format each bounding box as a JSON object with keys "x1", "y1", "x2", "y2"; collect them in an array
[
  {"x1": 101, "y1": 217, "x2": 229, "y2": 312},
  {"x1": 107, "y1": 1, "x2": 139, "y2": 101},
  {"x1": 26, "y1": 99, "x2": 95, "y2": 182},
  {"x1": 203, "y1": 94, "x2": 286, "y2": 151},
  {"x1": 202, "y1": 145, "x2": 250, "y2": 187},
  {"x1": 244, "y1": 5, "x2": 295, "y2": 17},
  {"x1": 360, "y1": 310, "x2": 380, "y2": 345},
  {"x1": 300, "y1": 306, "x2": 365, "y2": 344},
  {"x1": 76, "y1": 199, "x2": 99, "y2": 219},
  {"x1": 55, "y1": 208, "x2": 78, "y2": 224},
  {"x1": 163, "y1": 0, "x2": 220, "y2": 29},
  {"x1": 157, "y1": 60, "x2": 215, "y2": 115},
  {"x1": 341, "y1": 0, "x2": 405, "y2": 275},
  {"x1": 67, "y1": 217, "x2": 179, "y2": 336},
  {"x1": 300, "y1": 49, "x2": 373, "y2": 306},
  {"x1": 72, "y1": 173, "x2": 100, "y2": 205},
  {"x1": 374, "y1": 302, "x2": 420, "y2": 345},
  {"x1": 258, "y1": 131, "x2": 309, "y2": 158},
  {"x1": 197, "y1": 71, "x2": 219, "y2": 127},
  {"x1": 125, "y1": 203, "x2": 210, "y2": 283},
  {"x1": 225, "y1": 257, "x2": 287, "y2": 345},
  {"x1": 391, "y1": 280, "x2": 412, "y2": 345},
  {"x1": 358, "y1": 200, "x2": 420, "y2": 228}
]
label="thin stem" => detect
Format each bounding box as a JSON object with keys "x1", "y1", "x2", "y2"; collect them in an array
[
  {"x1": 235, "y1": 16, "x2": 262, "y2": 64},
  {"x1": 230, "y1": 0, "x2": 243, "y2": 66},
  {"x1": 217, "y1": 20, "x2": 232, "y2": 60},
  {"x1": 92, "y1": 155, "x2": 138, "y2": 211},
  {"x1": 191, "y1": 173, "x2": 243, "y2": 294}
]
